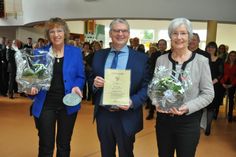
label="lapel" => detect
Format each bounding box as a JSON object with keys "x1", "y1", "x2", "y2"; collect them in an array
[
  {"x1": 63, "y1": 45, "x2": 69, "y2": 73},
  {"x1": 126, "y1": 48, "x2": 135, "y2": 70},
  {"x1": 100, "y1": 49, "x2": 110, "y2": 77}
]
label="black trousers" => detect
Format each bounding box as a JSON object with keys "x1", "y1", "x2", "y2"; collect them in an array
[
  {"x1": 34, "y1": 106, "x2": 77, "y2": 157},
  {"x1": 156, "y1": 112, "x2": 201, "y2": 157},
  {"x1": 8, "y1": 72, "x2": 17, "y2": 95},
  {"x1": 96, "y1": 107, "x2": 135, "y2": 157},
  {"x1": 226, "y1": 86, "x2": 236, "y2": 119},
  {"x1": 0, "y1": 66, "x2": 8, "y2": 95}
]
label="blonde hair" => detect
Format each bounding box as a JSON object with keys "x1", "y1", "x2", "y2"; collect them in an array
[{"x1": 44, "y1": 17, "x2": 70, "y2": 44}]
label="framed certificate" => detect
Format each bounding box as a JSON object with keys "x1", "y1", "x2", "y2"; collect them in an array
[{"x1": 103, "y1": 69, "x2": 130, "y2": 106}]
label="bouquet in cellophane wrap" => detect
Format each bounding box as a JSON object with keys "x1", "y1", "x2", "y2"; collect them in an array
[
  {"x1": 148, "y1": 66, "x2": 192, "y2": 111},
  {"x1": 15, "y1": 48, "x2": 54, "y2": 93}
]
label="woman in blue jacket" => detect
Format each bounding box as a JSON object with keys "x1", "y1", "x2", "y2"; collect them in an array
[{"x1": 29, "y1": 17, "x2": 85, "y2": 157}]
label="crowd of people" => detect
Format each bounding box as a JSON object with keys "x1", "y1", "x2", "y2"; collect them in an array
[{"x1": 0, "y1": 17, "x2": 236, "y2": 157}]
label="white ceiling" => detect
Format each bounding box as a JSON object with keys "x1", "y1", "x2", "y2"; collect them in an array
[{"x1": 1, "y1": 0, "x2": 236, "y2": 26}]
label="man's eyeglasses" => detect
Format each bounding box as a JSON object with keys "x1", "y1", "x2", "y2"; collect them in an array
[{"x1": 112, "y1": 29, "x2": 129, "y2": 34}]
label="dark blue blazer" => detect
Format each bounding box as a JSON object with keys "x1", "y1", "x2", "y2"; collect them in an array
[
  {"x1": 92, "y1": 48, "x2": 150, "y2": 136},
  {"x1": 31, "y1": 44, "x2": 85, "y2": 118}
]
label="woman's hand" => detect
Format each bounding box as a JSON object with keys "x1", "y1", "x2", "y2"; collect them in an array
[
  {"x1": 72, "y1": 87, "x2": 83, "y2": 98},
  {"x1": 169, "y1": 105, "x2": 189, "y2": 116},
  {"x1": 212, "y1": 78, "x2": 218, "y2": 84},
  {"x1": 156, "y1": 104, "x2": 189, "y2": 116},
  {"x1": 94, "y1": 76, "x2": 104, "y2": 88},
  {"x1": 155, "y1": 104, "x2": 169, "y2": 114},
  {"x1": 28, "y1": 87, "x2": 39, "y2": 95}
]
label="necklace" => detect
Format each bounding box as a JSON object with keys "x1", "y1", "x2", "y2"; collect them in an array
[
  {"x1": 52, "y1": 47, "x2": 64, "y2": 63},
  {"x1": 55, "y1": 53, "x2": 60, "y2": 63}
]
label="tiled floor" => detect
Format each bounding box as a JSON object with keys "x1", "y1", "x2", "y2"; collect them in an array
[{"x1": 0, "y1": 95, "x2": 236, "y2": 157}]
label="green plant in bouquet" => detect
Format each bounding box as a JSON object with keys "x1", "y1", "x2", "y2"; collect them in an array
[
  {"x1": 156, "y1": 76, "x2": 184, "y2": 96},
  {"x1": 22, "y1": 63, "x2": 47, "y2": 79}
]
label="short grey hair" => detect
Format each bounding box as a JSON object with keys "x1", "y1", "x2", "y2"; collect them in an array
[
  {"x1": 168, "y1": 17, "x2": 193, "y2": 40},
  {"x1": 109, "y1": 18, "x2": 130, "y2": 32}
]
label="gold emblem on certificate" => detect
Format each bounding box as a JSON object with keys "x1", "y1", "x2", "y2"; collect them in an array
[{"x1": 103, "y1": 69, "x2": 130, "y2": 106}]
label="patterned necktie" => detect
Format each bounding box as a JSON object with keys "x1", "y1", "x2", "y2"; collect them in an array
[{"x1": 110, "y1": 51, "x2": 120, "y2": 69}]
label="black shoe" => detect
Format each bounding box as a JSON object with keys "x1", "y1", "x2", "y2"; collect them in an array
[
  {"x1": 1, "y1": 94, "x2": 7, "y2": 97},
  {"x1": 205, "y1": 131, "x2": 210, "y2": 136},
  {"x1": 9, "y1": 96, "x2": 14, "y2": 99},
  {"x1": 228, "y1": 115, "x2": 233, "y2": 122},
  {"x1": 213, "y1": 113, "x2": 218, "y2": 120},
  {"x1": 205, "y1": 127, "x2": 211, "y2": 136},
  {"x1": 146, "y1": 114, "x2": 154, "y2": 120},
  {"x1": 8, "y1": 92, "x2": 13, "y2": 99}
]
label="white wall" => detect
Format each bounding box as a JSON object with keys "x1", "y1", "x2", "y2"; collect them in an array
[
  {"x1": 1, "y1": 0, "x2": 236, "y2": 26},
  {"x1": 216, "y1": 24, "x2": 236, "y2": 52},
  {"x1": 0, "y1": 21, "x2": 84, "y2": 44},
  {"x1": 67, "y1": 21, "x2": 84, "y2": 34},
  {"x1": 16, "y1": 27, "x2": 44, "y2": 44}
]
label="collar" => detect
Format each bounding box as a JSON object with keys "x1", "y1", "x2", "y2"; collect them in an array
[{"x1": 110, "y1": 45, "x2": 129, "y2": 54}]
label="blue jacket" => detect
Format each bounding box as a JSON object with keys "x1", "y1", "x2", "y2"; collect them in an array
[
  {"x1": 92, "y1": 48, "x2": 151, "y2": 136},
  {"x1": 31, "y1": 44, "x2": 85, "y2": 118}
]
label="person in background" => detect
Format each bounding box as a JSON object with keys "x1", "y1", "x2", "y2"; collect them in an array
[
  {"x1": 29, "y1": 17, "x2": 85, "y2": 157},
  {"x1": 188, "y1": 33, "x2": 210, "y2": 61},
  {"x1": 82, "y1": 42, "x2": 93, "y2": 101},
  {"x1": 132, "y1": 37, "x2": 140, "y2": 50},
  {"x1": 0, "y1": 37, "x2": 8, "y2": 96},
  {"x1": 218, "y1": 44, "x2": 228, "y2": 62},
  {"x1": 23, "y1": 37, "x2": 33, "y2": 49},
  {"x1": 99, "y1": 40, "x2": 104, "y2": 48},
  {"x1": 7, "y1": 39, "x2": 20, "y2": 99},
  {"x1": 91, "y1": 18, "x2": 150, "y2": 157},
  {"x1": 68, "y1": 40, "x2": 75, "y2": 46},
  {"x1": 204, "y1": 41, "x2": 224, "y2": 135},
  {"x1": 137, "y1": 44, "x2": 145, "y2": 53},
  {"x1": 129, "y1": 38, "x2": 133, "y2": 48},
  {"x1": 33, "y1": 38, "x2": 45, "y2": 49},
  {"x1": 146, "y1": 43, "x2": 158, "y2": 57},
  {"x1": 220, "y1": 50, "x2": 236, "y2": 122},
  {"x1": 93, "y1": 41, "x2": 102, "y2": 52},
  {"x1": 74, "y1": 38, "x2": 82, "y2": 48},
  {"x1": 146, "y1": 39, "x2": 167, "y2": 120},
  {"x1": 154, "y1": 18, "x2": 214, "y2": 157}
]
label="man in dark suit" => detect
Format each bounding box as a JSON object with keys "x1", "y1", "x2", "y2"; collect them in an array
[
  {"x1": 91, "y1": 18, "x2": 150, "y2": 157},
  {"x1": 6, "y1": 40, "x2": 18, "y2": 99},
  {"x1": 189, "y1": 33, "x2": 210, "y2": 61},
  {"x1": 23, "y1": 37, "x2": 33, "y2": 49},
  {"x1": 0, "y1": 37, "x2": 8, "y2": 96}
]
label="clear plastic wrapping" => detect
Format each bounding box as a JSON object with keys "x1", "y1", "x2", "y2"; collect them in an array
[
  {"x1": 148, "y1": 66, "x2": 192, "y2": 111},
  {"x1": 15, "y1": 49, "x2": 54, "y2": 93}
]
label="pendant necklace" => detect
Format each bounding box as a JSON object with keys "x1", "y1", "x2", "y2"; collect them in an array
[
  {"x1": 53, "y1": 48, "x2": 63, "y2": 63},
  {"x1": 55, "y1": 53, "x2": 60, "y2": 63},
  {"x1": 53, "y1": 51, "x2": 60, "y2": 63}
]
